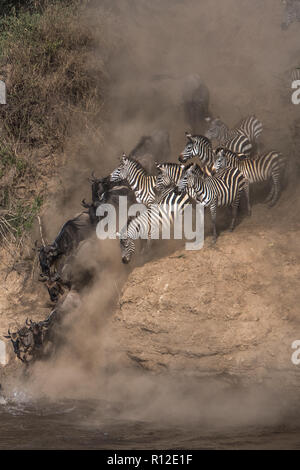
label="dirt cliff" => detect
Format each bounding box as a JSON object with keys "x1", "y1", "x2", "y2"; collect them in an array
[{"x1": 110, "y1": 186, "x2": 300, "y2": 389}]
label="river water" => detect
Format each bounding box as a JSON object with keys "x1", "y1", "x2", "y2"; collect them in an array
[{"x1": 1, "y1": 395, "x2": 300, "y2": 449}]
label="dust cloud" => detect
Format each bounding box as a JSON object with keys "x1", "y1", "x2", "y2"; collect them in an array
[{"x1": 8, "y1": 0, "x2": 300, "y2": 432}]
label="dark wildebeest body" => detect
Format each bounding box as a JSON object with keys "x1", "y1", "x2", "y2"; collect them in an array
[
  {"x1": 182, "y1": 74, "x2": 211, "y2": 134},
  {"x1": 4, "y1": 291, "x2": 80, "y2": 364},
  {"x1": 128, "y1": 129, "x2": 171, "y2": 172},
  {"x1": 39, "y1": 211, "x2": 92, "y2": 278}
]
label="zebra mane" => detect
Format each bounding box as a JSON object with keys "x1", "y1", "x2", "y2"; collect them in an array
[
  {"x1": 124, "y1": 156, "x2": 148, "y2": 175},
  {"x1": 158, "y1": 162, "x2": 181, "y2": 169},
  {"x1": 191, "y1": 134, "x2": 213, "y2": 148}
]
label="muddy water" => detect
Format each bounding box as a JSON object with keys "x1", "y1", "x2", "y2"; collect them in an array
[{"x1": 1, "y1": 397, "x2": 300, "y2": 450}]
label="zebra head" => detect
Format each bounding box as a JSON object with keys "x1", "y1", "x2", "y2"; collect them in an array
[
  {"x1": 155, "y1": 163, "x2": 182, "y2": 192},
  {"x1": 179, "y1": 132, "x2": 213, "y2": 165},
  {"x1": 213, "y1": 148, "x2": 228, "y2": 172},
  {"x1": 177, "y1": 164, "x2": 198, "y2": 198},
  {"x1": 205, "y1": 118, "x2": 227, "y2": 141},
  {"x1": 116, "y1": 231, "x2": 135, "y2": 264},
  {"x1": 110, "y1": 153, "x2": 130, "y2": 183}
]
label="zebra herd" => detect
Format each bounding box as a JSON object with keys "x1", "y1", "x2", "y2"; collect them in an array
[{"x1": 109, "y1": 115, "x2": 286, "y2": 264}]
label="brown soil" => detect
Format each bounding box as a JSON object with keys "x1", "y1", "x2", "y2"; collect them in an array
[{"x1": 109, "y1": 183, "x2": 300, "y2": 389}]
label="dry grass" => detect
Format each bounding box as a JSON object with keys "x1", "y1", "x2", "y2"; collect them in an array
[{"x1": 0, "y1": 0, "x2": 112, "y2": 256}]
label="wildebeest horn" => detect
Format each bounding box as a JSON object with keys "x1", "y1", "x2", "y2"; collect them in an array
[
  {"x1": 88, "y1": 171, "x2": 98, "y2": 183},
  {"x1": 39, "y1": 273, "x2": 49, "y2": 282},
  {"x1": 26, "y1": 318, "x2": 30, "y2": 326},
  {"x1": 81, "y1": 199, "x2": 90, "y2": 208}
]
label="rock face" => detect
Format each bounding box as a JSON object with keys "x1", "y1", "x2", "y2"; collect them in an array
[{"x1": 112, "y1": 200, "x2": 300, "y2": 389}]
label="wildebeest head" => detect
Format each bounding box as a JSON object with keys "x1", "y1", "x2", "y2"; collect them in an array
[
  {"x1": 39, "y1": 244, "x2": 59, "y2": 276},
  {"x1": 39, "y1": 273, "x2": 69, "y2": 303},
  {"x1": 4, "y1": 328, "x2": 20, "y2": 357},
  {"x1": 4, "y1": 326, "x2": 34, "y2": 363},
  {"x1": 26, "y1": 318, "x2": 48, "y2": 349}
]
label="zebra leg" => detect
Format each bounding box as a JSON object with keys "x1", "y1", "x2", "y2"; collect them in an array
[
  {"x1": 230, "y1": 195, "x2": 240, "y2": 232},
  {"x1": 265, "y1": 184, "x2": 275, "y2": 204},
  {"x1": 268, "y1": 171, "x2": 281, "y2": 207},
  {"x1": 209, "y1": 201, "x2": 218, "y2": 243},
  {"x1": 140, "y1": 238, "x2": 151, "y2": 254},
  {"x1": 244, "y1": 180, "x2": 251, "y2": 216}
]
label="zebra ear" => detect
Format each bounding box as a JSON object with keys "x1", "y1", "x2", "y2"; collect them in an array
[{"x1": 185, "y1": 131, "x2": 193, "y2": 141}]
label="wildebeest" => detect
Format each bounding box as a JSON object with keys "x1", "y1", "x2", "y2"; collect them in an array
[
  {"x1": 4, "y1": 321, "x2": 48, "y2": 363},
  {"x1": 4, "y1": 290, "x2": 80, "y2": 364},
  {"x1": 38, "y1": 211, "x2": 93, "y2": 278},
  {"x1": 82, "y1": 172, "x2": 137, "y2": 226},
  {"x1": 182, "y1": 74, "x2": 211, "y2": 134},
  {"x1": 40, "y1": 272, "x2": 71, "y2": 303},
  {"x1": 128, "y1": 129, "x2": 171, "y2": 171}
]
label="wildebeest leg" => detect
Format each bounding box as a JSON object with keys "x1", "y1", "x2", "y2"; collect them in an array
[{"x1": 209, "y1": 201, "x2": 217, "y2": 243}]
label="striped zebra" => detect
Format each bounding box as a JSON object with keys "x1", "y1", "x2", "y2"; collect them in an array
[
  {"x1": 205, "y1": 115, "x2": 263, "y2": 156},
  {"x1": 281, "y1": 0, "x2": 300, "y2": 30},
  {"x1": 178, "y1": 164, "x2": 249, "y2": 243},
  {"x1": 117, "y1": 187, "x2": 192, "y2": 263},
  {"x1": 213, "y1": 147, "x2": 286, "y2": 207},
  {"x1": 110, "y1": 154, "x2": 156, "y2": 206},
  {"x1": 155, "y1": 161, "x2": 214, "y2": 195},
  {"x1": 179, "y1": 133, "x2": 216, "y2": 165}
]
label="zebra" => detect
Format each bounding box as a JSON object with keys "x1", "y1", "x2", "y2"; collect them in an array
[
  {"x1": 213, "y1": 147, "x2": 286, "y2": 207},
  {"x1": 117, "y1": 186, "x2": 192, "y2": 264},
  {"x1": 178, "y1": 163, "x2": 249, "y2": 243},
  {"x1": 110, "y1": 154, "x2": 157, "y2": 207},
  {"x1": 179, "y1": 133, "x2": 215, "y2": 165},
  {"x1": 205, "y1": 115, "x2": 263, "y2": 156},
  {"x1": 281, "y1": 0, "x2": 300, "y2": 30},
  {"x1": 155, "y1": 161, "x2": 214, "y2": 195}
]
